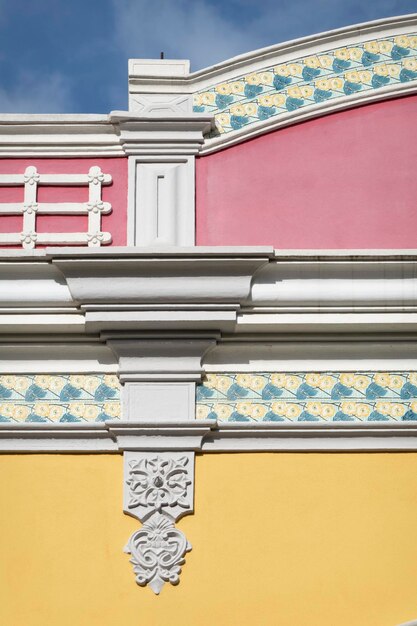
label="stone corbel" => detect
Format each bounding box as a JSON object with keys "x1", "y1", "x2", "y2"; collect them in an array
[
  {"x1": 108, "y1": 419, "x2": 216, "y2": 593},
  {"x1": 122, "y1": 450, "x2": 195, "y2": 594}
]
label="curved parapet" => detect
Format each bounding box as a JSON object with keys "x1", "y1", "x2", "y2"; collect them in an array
[{"x1": 189, "y1": 14, "x2": 417, "y2": 152}]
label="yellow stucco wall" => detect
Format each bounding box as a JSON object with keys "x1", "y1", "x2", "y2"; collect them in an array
[{"x1": 0, "y1": 453, "x2": 416, "y2": 626}]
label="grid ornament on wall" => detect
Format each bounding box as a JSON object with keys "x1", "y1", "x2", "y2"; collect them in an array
[{"x1": 0, "y1": 166, "x2": 112, "y2": 248}]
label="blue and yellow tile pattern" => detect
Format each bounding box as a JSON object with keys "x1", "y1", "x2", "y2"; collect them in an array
[
  {"x1": 197, "y1": 372, "x2": 417, "y2": 422},
  {"x1": 3, "y1": 371, "x2": 417, "y2": 424},
  {"x1": 193, "y1": 34, "x2": 417, "y2": 136},
  {"x1": 0, "y1": 374, "x2": 121, "y2": 422}
]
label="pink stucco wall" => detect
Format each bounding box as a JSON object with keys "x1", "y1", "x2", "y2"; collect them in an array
[
  {"x1": 196, "y1": 96, "x2": 417, "y2": 249},
  {"x1": 0, "y1": 158, "x2": 127, "y2": 246}
]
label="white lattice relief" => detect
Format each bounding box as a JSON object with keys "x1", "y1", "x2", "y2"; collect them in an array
[{"x1": 0, "y1": 166, "x2": 112, "y2": 248}]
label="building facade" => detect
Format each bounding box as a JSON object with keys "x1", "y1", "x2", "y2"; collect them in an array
[{"x1": 1, "y1": 14, "x2": 417, "y2": 626}]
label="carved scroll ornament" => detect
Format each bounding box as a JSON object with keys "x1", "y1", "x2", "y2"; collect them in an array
[{"x1": 123, "y1": 452, "x2": 194, "y2": 594}]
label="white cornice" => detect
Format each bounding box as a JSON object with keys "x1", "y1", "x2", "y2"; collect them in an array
[
  {"x1": 1, "y1": 421, "x2": 417, "y2": 452},
  {"x1": 109, "y1": 111, "x2": 214, "y2": 156},
  {"x1": 0, "y1": 342, "x2": 117, "y2": 372},
  {"x1": 0, "y1": 423, "x2": 118, "y2": 452},
  {"x1": 50, "y1": 249, "x2": 271, "y2": 306},
  {"x1": 203, "y1": 421, "x2": 417, "y2": 452},
  {"x1": 134, "y1": 14, "x2": 417, "y2": 88},
  {"x1": 0, "y1": 115, "x2": 124, "y2": 157},
  {"x1": 0, "y1": 112, "x2": 214, "y2": 157},
  {"x1": 2, "y1": 248, "x2": 417, "y2": 335},
  {"x1": 107, "y1": 420, "x2": 215, "y2": 450}
]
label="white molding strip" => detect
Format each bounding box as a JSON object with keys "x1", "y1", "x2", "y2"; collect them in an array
[
  {"x1": 1, "y1": 420, "x2": 417, "y2": 452},
  {"x1": 0, "y1": 423, "x2": 118, "y2": 452},
  {"x1": 134, "y1": 15, "x2": 417, "y2": 88},
  {"x1": 3, "y1": 248, "x2": 417, "y2": 335},
  {"x1": 0, "y1": 115, "x2": 125, "y2": 157}
]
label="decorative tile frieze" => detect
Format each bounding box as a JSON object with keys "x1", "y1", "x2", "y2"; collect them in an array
[
  {"x1": 197, "y1": 372, "x2": 417, "y2": 422},
  {"x1": 0, "y1": 374, "x2": 120, "y2": 423},
  {"x1": 193, "y1": 34, "x2": 417, "y2": 136}
]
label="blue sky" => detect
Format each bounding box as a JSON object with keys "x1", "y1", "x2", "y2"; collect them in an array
[{"x1": 0, "y1": 0, "x2": 415, "y2": 113}]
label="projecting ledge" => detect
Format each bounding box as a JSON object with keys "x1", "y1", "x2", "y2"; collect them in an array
[
  {"x1": 107, "y1": 420, "x2": 217, "y2": 451},
  {"x1": 1, "y1": 421, "x2": 417, "y2": 453}
]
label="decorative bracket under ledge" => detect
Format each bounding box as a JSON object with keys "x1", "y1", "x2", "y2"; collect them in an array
[
  {"x1": 123, "y1": 451, "x2": 194, "y2": 594},
  {"x1": 113, "y1": 420, "x2": 215, "y2": 594}
]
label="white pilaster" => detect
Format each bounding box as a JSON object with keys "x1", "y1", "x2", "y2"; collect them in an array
[{"x1": 110, "y1": 58, "x2": 214, "y2": 247}]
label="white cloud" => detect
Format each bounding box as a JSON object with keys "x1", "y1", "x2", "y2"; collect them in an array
[
  {"x1": 247, "y1": 0, "x2": 415, "y2": 45},
  {"x1": 112, "y1": 0, "x2": 258, "y2": 71},
  {"x1": 112, "y1": 0, "x2": 416, "y2": 72},
  {"x1": 0, "y1": 71, "x2": 72, "y2": 113}
]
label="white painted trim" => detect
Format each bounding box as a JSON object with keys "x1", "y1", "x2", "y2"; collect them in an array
[
  {"x1": 137, "y1": 15, "x2": 417, "y2": 88},
  {"x1": 0, "y1": 424, "x2": 118, "y2": 452},
  {"x1": 3, "y1": 250, "x2": 417, "y2": 335},
  {"x1": 108, "y1": 421, "x2": 215, "y2": 450},
  {"x1": 0, "y1": 343, "x2": 117, "y2": 372},
  {"x1": 51, "y1": 252, "x2": 270, "y2": 306},
  {"x1": 0, "y1": 203, "x2": 111, "y2": 215},
  {"x1": 0, "y1": 311, "x2": 85, "y2": 334},
  {"x1": 0, "y1": 233, "x2": 112, "y2": 247},
  {"x1": 203, "y1": 422, "x2": 417, "y2": 452},
  {"x1": 203, "y1": 340, "x2": 417, "y2": 373},
  {"x1": 1, "y1": 421, "x2": 417, "y2": 453},
  {"x1": 0, "y1": 115, "x2": 124, "y2": 157},
  {"x1": 129, "y1": 59, "x2": 190, "y2": 78},
  {"x1": 127, "y1": 155, "x2": 195, "y2": 246},
  {"x1": 0, "y1": 172, "x2": 112, "y2": 185},
  {"x1": 108, "y1": 112, "x2": 214, "y2": 156},
  {"x1": 45, "y1": 245, "x2": 275, "y2": 257}
]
